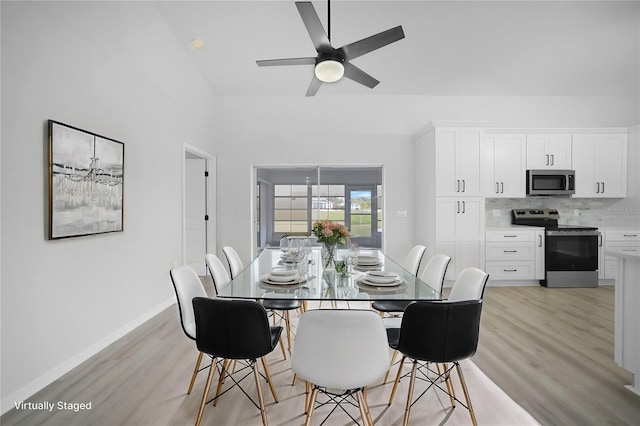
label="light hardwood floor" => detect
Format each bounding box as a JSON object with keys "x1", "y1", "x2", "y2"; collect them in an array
[
  {"x1": 2, "y1": 284, "x2": 639, "y2": 425},
  {"x1": 472, "y1": 285, "x2": 640, "y2": 425}
]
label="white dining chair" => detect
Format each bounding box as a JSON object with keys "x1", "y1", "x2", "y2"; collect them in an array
[
  {"x1": 169, "y1": 265, "x2": 210, "y2": 395},
  {"x1": 292, "y1": 309, "x2": 390, "y2": 426},
  {"x1": 448, "y1": 267, "x2": 490, "y2": 301},
  {"x1": 204, "y1": 253, "x2": 231, "y2": 295},
  {"x1": 402, "y1": 245, "x2": 427, "y2": 276},
  {"x1": 222, "y1": 246, "x2": 245, "y2": 279}
]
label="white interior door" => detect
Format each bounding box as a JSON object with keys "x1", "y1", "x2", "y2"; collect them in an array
[{"x1": 185, "y1": 157, "x2": 207, "y2": 275}]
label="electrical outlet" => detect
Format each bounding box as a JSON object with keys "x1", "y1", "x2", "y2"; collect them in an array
[{"x1": 395, "y1": 210, "x2": 408, "y2": 218}]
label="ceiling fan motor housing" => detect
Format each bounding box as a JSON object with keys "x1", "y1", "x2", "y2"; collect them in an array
[{"x1": 314, "y1": 52, "x2": 345, "y2": 83}]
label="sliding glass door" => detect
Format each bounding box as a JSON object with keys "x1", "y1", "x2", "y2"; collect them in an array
[{"x1": 255, "y1": 166, "x2": 382, "y2": 250}]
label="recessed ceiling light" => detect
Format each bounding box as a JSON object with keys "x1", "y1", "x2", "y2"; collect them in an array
[{"x1": 191, "y1": 39, "x2": 204, "y2": 50}]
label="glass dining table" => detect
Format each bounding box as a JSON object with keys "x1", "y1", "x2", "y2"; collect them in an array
[{"x1": 217, "y1": 248, "x2": 443, "y2": 302}]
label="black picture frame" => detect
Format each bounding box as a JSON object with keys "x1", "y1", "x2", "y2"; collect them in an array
[{"x1": 48, "y1": 120, "x2": 124, "y2": 240}]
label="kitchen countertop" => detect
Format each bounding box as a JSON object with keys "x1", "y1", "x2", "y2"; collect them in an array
[
  {"x1": 486, "y1": 224, "x2": 545, "y2": 231},
  {"x1": 606, "y1": 248, "x2": 640, "y2": 260}
]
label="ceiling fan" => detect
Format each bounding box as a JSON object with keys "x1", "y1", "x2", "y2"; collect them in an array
[{"x1": 256, "y1": 1, "x2": 405, "y2": 96}]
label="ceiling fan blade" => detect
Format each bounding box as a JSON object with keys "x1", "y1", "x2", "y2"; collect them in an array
[
  {"x1": 343, "y1": 62, "x2": 379, "y2": 89},
  {"x1": 306, "y1": 75, "x2": 322, "y2": 97},
  {"x1": 296, "y1": 2, "x2": 332, "y2": 52},
  {"x1": 337, "y1": 25, "x2": 405, "y2": 61},
  {"x1": 256, "y1": 57, "x2": 316, "y2": 67}
]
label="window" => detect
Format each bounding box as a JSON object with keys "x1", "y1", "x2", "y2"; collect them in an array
[{"x1": 274, "y1": 184, "x2": 309, "y2": 233}]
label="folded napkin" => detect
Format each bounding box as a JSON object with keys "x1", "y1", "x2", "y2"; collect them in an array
[
  {"x1": 364, "y1": 271, "x2": 399, "y2": 284},
  {"x1": 357, "y1": 255, "x2": 379, "y2": 265}
]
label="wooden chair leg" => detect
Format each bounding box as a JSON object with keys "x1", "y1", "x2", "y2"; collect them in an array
[
  {"x1": 363, "y1": 387, "x2": 374, "y2": 425},
  {"x1": 187, "y1": 352, "x2": 204, "y2": 394},
  {"x1": 278, "y1": 335, "x2": 287, "y2": 360},
  {"x1": 253, "y1": 362, "x2": 269, "y2": 426},
  {"x1": 213, "y1": 359, "x2": 230, "y2": 406},
  {"x1": 388, "y1": 356, "x2": 406, "y2": 405},
  {"x1": 195, "y1": 358, "x2": 216, "y2": 426},
  {"x1": 455, "y1": 362, "x2": 478, "y2": 426},
  {"x1": 285, "y1": 310, "x2": 293, "y2": 351},
  {"x1": 304, "y1": 387, "x2": 319, "y2": 426},
  {"x1": 383, "y1": 349, "x2": 399, "y2": 383},
  {"x1": 304, "y1": 381, "x2": 311, "y2": 414},
  {"x1": 438, "y1": 362, "x2": 456, "y2": 407},
  {"x1": 260, "y1": 356, "x2": 279, "y2": 402},
  {"x1": 402, "y1": 361, "x2": 418, "y2": 426},
  {"x1": 356, "y1": 390, "x2": 370, "y2": 426}
]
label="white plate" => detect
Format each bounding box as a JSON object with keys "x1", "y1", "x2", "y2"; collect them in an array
[
  {"x1": 357, "y1": 279, "x2": 407, "y2": 291},
  {"x1": 359, "y1": 277, "x2": 405, "y2": 287},
  {"x1": 269, "y1": 268, "x2": 298, "y2": 277},
  {"x1": 365, "y1": 271, "x2": 399, "y2": 284},
  {"x1": 357, "y1": 256, "x2": 380, "y2": 265},
  {"x1": 260, "y1": 274, "x2": 305, "y2": 285},
  {"x1": 354, "y1": 264, "x2": 382, "y2": 272}
]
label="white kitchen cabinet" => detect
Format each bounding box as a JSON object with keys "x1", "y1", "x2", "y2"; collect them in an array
[
  {"x1": 483, "y1": 134, "x2": 526, "y2": 198},
  {"x1": 603, "y1": 229, "x2": 640, "y2": 280},
  {"x1": 485, "y1": 228, "x2": 543, "y2": 280},
  {"x1": 435, "y1": 128, "x2": 483, "y2": 196},
  {"x1": 526, "y1": 134, "x2": 572, "y2": 169},
  {"x1": 572, "y1": 134, "x2": 627, "y2": 198},
  {"x1": 436, "y1": 197, "x2": 485, "y2": 280}
]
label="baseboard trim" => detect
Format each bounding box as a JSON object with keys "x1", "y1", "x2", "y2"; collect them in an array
[{"x1": 0, "y1": 298, "x2": 175, "y2": 415}]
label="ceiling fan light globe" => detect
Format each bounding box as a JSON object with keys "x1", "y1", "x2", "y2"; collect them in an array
[{"x1": 315, "y1": 60, "x2": 344, "y2": 83}]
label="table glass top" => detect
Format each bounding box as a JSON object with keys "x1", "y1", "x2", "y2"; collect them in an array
[{"x1": 217, "y1": 248, "x2": 442, "y2": 302}]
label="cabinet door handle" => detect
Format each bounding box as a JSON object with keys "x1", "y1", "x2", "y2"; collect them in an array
[
  {"x1": 503, "y1": 269, "x2": 518, "y2": 272},
  {"x1": 598, "y1": 234, "x2": 603, "y2": 247},
  {"x1": 496, "y1": 182, "x2": 499, "y2": 194},
  {"x1": 538, "y1": 235, "x2": 543, "y2": 247},
  {"x1": 623, "y1": 249, "x2": 638, "y2": 252},
  {"x1": 500, "y1": 182, "x2": 504, "y2": 193},
  {"x1": 457, "y1": 201, "x2": 460, "y2": 213},
  {"x1": 546, "y1": 154, "x2": 550, "y2": 166},
  {"x1": 462, "y1": 201, "x2": 466, "y2": 213},
  {"x1": 503, "y1": 250, "x2": 517, "y2": 253},
  {"x1": 596, "y1": 182, "x2": 600, "y2": 193},
  {"x1": 623, "y1": 234, "x2": 639, "y2": 237},
  {"x1": 551, "y1": 154, "x2": 555, "y2": 166},
  {"x1": 601, "y1": 181, "x2": 605, "y2": 193},
  {"x1": 462, "y1": 179, "x2": 466, "y2": 192},
  {"x1": 504, "y1": 235, "x2": 517, "y2": 238},
  {"x1": 456, "y1": 180, "x2": 460, "y2": 192}
]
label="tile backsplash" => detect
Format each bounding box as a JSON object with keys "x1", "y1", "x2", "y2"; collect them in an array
[{"x1": 486, "y1": 198, "x2": 640, "y2": 228}]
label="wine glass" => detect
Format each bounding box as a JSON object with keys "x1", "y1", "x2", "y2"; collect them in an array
[
  {"x1": 347, "y1": 242, "x2": 360, "y2": 274},
  {"x1": 279, "y1": 236, "x2": 289, "y2": 254}
]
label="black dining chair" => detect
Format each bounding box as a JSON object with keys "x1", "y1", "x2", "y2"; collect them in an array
[
  {"x1": 192, "y1": 297, "x2": 283, "y2": 426},
  {"x1": 387, "y1": 300, "x2": 484, "y2": 426}
]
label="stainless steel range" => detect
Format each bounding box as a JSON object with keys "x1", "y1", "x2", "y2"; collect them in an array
[{"x1": 512, "y1": 209, "x2": 600, "y2": 288}]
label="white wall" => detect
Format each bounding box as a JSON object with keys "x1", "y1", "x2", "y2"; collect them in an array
[
  {"x1": 0, "y1": 1, "x2": 219, "y2": 412},
  {"x1": 213, "y1": 131, "x2": 417, "y2": 263}
]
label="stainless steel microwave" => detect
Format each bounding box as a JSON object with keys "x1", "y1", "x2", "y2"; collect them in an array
[{"x1": 526, "y1": 170, "x2": 575, "y2": 196}]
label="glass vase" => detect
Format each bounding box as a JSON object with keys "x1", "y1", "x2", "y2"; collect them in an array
[{"x1": 321, "y1": 243, "x2": 337, "y2": 270}]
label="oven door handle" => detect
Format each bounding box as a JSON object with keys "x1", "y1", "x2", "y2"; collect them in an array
[{"x1": 546, "y1": 230, "x2": 601, "y2": 237}]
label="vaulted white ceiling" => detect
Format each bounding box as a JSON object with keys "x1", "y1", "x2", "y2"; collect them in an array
[{"x1": 154, "y1": 1, "x2": 639, "y2": 98}]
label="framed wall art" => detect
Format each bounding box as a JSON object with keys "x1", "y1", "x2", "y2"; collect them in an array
[{"x1": 48, "y1": 120, "x2": 124, "y2": 239}]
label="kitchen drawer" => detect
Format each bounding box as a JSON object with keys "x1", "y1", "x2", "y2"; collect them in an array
[
  {"x1": 486, "y1": 230, "x2": 534, "y2": 242},
  {"x1": 486, "y1": 261, "x2": 535, "y2": 280},
  {"x1": 606, "y1": 230, "x2": 640, "y2": 242},
  {"x1": 486, "y1": 242, "x2": 534, "y2": 261}
]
